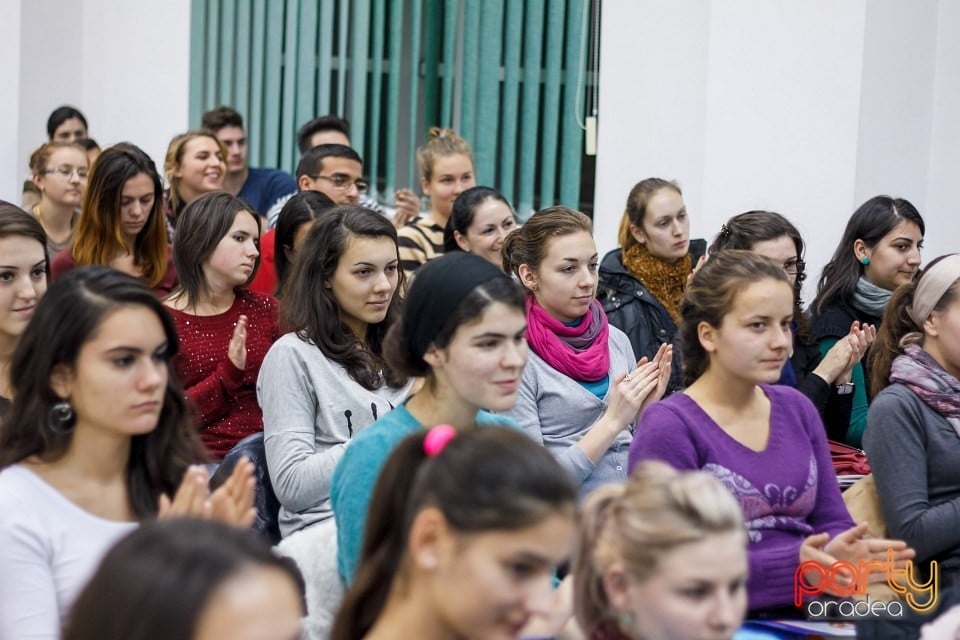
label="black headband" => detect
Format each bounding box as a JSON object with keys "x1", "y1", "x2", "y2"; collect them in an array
[{"x1": 404, "y1": 253, "x2": 511, "y2": 363}]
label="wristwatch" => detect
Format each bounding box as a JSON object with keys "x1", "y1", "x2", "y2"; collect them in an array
[{"x1": 835, "y1": 381, "x2": 855, "y2": 395}]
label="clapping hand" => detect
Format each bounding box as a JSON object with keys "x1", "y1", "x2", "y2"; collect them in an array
[{"x1": 159, "y1": 458, "x2": 256, "y2": 529}]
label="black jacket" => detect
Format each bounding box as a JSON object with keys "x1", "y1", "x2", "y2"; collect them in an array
[
  {"x1": 789, "y1": 328, "x2": 854, "y2": 443},
  {"x1": 597, "y1": 240, "x2": 707, "y2": 395}
]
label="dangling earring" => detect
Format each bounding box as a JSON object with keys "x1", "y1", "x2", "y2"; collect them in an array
[
  {"x1": 619, "y1": 611, "x2": 636, "y2": 629},
  {"x1": 48, "y1": 401, "x2": 75, "y2": 434},
  {"x1": 860, "y1": 256, "x2": 870, "y2": 266}
]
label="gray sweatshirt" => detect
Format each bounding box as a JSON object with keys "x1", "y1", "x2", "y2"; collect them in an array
[
  {"x1": 502, "y1": 326, "x2": 636, "y2": 498},
  {"x1": 257, "y1": 333, "x2": 413, "y2": 537},
  {"x1": 864, "y1": 383, "x2": 960, "y2": 584}
]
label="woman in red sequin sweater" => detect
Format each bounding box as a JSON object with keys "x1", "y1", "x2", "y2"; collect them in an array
[{"x1": 165, "y1": 192, "x2": 279, "y2": 459}]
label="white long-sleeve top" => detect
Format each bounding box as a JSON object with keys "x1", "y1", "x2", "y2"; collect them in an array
[{"x1": 0, "y1": 465, "x2": 137, "y2": 640}]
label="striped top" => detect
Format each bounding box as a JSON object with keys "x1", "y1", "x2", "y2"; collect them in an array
[{"x1": 397, "y1": 218, "x2": 445, "y2": 273}]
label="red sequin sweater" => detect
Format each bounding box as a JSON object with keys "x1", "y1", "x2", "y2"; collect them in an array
[{"x1": 166, "y1": 289, "x2": 279, "y2": 458}]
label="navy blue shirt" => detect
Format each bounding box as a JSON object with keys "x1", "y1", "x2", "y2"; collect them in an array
[{"x1": 238, "y1": 167, "x2": 297, "y2": 218}]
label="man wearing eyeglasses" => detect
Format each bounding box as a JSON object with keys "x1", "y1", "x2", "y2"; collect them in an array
[
  {"x1": 295, "y1": 115, "x2": 421, "y2": 229},
  {"x1": 250, "y1": 143, "x2": 370, "y2": 295},
  {"x1": 295, "y1": 144, "x2": 366, "y2": 207}
]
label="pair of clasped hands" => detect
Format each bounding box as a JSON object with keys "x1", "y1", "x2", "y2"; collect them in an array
[
  {"x1": 157, "y1": 458, "x2": 257, "y2": 529},
  {"x1": 608, "y1": 343, "x2": 673, "y2": 428},
  {"x1": 814, "y1": 321, "x2": 877, "y2": 387},
  {"x1": 800, "y1": 522, "x2": 916, "y2": 595}
]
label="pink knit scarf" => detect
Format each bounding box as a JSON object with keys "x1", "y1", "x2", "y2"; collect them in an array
[{"x1": 524, "y1": 297, "x2": 610, "y2": 382}]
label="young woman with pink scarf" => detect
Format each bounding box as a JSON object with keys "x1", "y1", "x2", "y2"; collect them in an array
[{"x1": 501, "y1": 206, "x2": 670, "y2": 498}]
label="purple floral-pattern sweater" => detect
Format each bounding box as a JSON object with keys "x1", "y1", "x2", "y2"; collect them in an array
[{"x1": 628, "y1": 384, "x2": 854, "y2": 610}]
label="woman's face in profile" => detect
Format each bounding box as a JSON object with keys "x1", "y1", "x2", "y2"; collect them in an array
[{"x1": 192, "y1": 565, "x2": 303, "y2": 640}]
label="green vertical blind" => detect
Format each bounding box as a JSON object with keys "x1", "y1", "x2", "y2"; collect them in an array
[{"x1": 189, "y1": 0, "x2": 596, "y2": 217}]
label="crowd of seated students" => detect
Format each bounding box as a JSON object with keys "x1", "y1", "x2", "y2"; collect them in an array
[{"x1": 2, "y1": 102, "x2": 958, "y2": 640}]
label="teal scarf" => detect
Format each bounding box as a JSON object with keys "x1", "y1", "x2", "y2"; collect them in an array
[{"x1": 852, "y1": 276, "x2": 891, "y2": 317}]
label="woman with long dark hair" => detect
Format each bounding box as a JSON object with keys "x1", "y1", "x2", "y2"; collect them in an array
[
  {"x1": 0, "y1": 267, "x2": 254, "y2": 639},
  {"x1": 259, "y1": 206, "x2": 413, "y2": 638},
  {"x1": 0, "y1": 203, "x2": 49, "y2": 419},
  {"x1": 810, "y1": 196, "x2": 925, "y2": 446},
  {"x1": 165, "y1": 192, "x2": 278, "y2": 459},
  {"x1": 331, "y1": 252, "x2": 527, "y2": 585},
  {"x1": 52, "y1": 143, "x2": 177, "y2": 295},
  {"x1": 259, "y1": 205, "x2": 412, "y2": 539},
  {"x1": 710, "y1": 210, "x2": 874, "y2": 440}
]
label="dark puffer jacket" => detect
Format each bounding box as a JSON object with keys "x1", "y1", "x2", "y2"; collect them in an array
[{"x1": 597, "y1": 240, "x2": 706, "y2": 395}]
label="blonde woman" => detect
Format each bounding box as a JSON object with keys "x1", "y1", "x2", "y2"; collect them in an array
[
  {"x1": 574, "y1": 460, "x2": 748, "y2": 640},
  {"x1": 163, "y1": 130, "x2": 227, "y2": 225},
  {"x1": 28, "y1": 142, "x2": 88, "y2": 255},
  {"x1": 397, "y1": 128, "x2": 475, "y2": 272}
]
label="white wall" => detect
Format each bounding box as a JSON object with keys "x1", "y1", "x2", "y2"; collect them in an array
[
  {"x1": 0, "y1": 0, "x2": 24, "y2": 203},
  {"x1": 595, "y1": 0, "x2": 711, "y2": 226},
  {"x1": 926, "y1": 0, "x2": 960, "y2": 253},
  {"x1": 8, "y1": 0, "x2": 191, "y2": 205},
  {"x1": 15, "y1": 0, "x2": 86, "y2": 202},
  {"x1": 596, "y1": 0, "x2": 958, "y2": 299},
  {"x1": 80, "y1": 0, "x2": 193, "y2": 170}
]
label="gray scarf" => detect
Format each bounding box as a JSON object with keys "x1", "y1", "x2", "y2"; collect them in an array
[{"x1": 852, "y1": 276, "x2": 892, "y2": 317}]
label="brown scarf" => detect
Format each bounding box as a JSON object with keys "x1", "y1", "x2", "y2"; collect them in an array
[{"x1": 621, "y1": 243, "x2": 691, "y2": 324}]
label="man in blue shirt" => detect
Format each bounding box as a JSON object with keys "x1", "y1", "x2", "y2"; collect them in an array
[{"x1": 202, "y1": 106, "x2": 297, "y2": 220}]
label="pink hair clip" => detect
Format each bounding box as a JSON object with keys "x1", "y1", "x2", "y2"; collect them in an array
[{"x1": 423, "y1": 424, "x2": 457, "y2": 457}]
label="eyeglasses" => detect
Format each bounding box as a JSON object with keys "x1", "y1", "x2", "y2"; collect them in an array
[
  {"x1": 783, "y1": 259, "x2": 805, "y2": 275},
  {"x1": 310, "y1": 174, "x2": 368, "y2": 193},
  {"x1": 43, "y1": 165, "x2": 89, "y2": 180}
]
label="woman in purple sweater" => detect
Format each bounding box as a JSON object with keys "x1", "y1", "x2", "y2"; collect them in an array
[{"x1": 629, "y1": 250, "x2": 912, "y2": 613}]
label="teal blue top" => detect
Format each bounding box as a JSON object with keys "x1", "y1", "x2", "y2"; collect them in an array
[
  {"x1": 578, "y1": 375, "x2": 609, "y2": 398},
  {"x1": 330, "y1": 404, "x2": 517, "y2": 584}
]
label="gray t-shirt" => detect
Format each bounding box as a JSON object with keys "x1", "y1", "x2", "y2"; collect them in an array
[{"x1": 257, "y1": 333, "x2": 413, "y2": 537}]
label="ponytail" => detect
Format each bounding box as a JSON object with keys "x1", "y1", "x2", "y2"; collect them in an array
[
  {"x1": 616, "y1": 212, "x2": 633, "y2": 251},
  {"x1": 331, "y1": 427, "x2": 576, "y2": 640}
]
